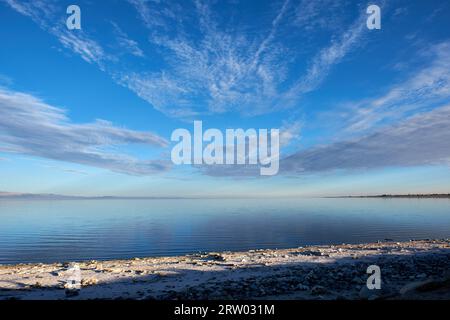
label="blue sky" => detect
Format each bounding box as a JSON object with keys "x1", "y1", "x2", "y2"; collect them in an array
[{"x1": 1, "y1": 0, "x2": 450, "y2": 197}]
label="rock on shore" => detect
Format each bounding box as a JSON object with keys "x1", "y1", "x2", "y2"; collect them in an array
[{"x1": 0, "y1": 240, "x2": 449, "y2": 300}]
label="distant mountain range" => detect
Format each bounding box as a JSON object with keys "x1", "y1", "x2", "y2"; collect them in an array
[{"x1": 0, "y1": 192, "x2": 185, "y2": 200}]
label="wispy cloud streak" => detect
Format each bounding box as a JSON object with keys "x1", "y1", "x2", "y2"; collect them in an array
[
  {"x1": 0, "y1": 88, "x2": 170, "y2": 175},
  {"x1": 282, "y1": 105, "x2": 450, "y2": 173},
  {"x1": 342, "y1": 41, "x2": 450, "y2": 133},
  {"x1": 3, "y1": 0, "x2": 110, "y2": 66},
  {"x1": 125, "y1": 0, "x2": 366, "y2": 117},
  {"x1": 280, "y1": 13, "x2": 367, "y2": 107},
  {"x1": 4, "y1": 0, "x2": 369, "y2": 118},
  {"x1": 111, "y1": 22, "x2": 145, "y2": 58}
]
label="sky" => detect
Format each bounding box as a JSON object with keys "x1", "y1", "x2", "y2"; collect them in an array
[{"x1": 0, "y1": 0, "x2": 450, "y2": 197}]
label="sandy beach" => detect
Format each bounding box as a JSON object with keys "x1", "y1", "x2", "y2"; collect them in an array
[{"x1": 1, "y1": 239, "x2": 449, "y2": 300}]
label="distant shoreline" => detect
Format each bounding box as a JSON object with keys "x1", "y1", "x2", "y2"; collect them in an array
[
  {"x1": 1, "y1": 191, "x2": 450, "y2": 200},
  {"x1": 327, "y1": 194, "x2": 450, "y2": 199}
]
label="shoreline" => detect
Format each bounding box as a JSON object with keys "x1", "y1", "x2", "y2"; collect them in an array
[
  {"x1": 1, "y1": 239, "x2": 449, "y2": 300},
  {"x1": 328, "y1": 194, "x2": 450, "y2": 199}
]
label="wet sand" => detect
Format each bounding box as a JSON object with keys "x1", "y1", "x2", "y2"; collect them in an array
[{"x1": 1, "y1": 239, "x2": 449, "y2": 300}]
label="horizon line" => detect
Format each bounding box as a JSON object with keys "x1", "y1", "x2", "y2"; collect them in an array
[{"x1": 1, "y1": 191, "x2": 449, "y2": 200}]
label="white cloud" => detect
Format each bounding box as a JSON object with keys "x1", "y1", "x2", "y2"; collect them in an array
[
  {"x1": 56, "y1": 30, "x2": 109, "y2": 65},
  {"x1": 282, "y1": 105, "x2": 450, "y2": 173},
  {"x1": 200, "y1": 100, "x2": 450, "y2": 178},
  {"x1": 280, "y1": 120, "x2": 302, "y2": 147},
  {"x1": 4, "y1": 0, "x2": 370, "y2": 119},
  {"x1": 279, "y1": 13, "x2": 367, "y2": 107},
  {"x1": 127, "y1": 0, "x2": 172, "y2": 28},
  {"x1": 123, "y1": 0, "x2": 293, "y2": 117},
  {"x1": 4, "y1": 0, "x2": 110, "y2": 66},
  {"x1": 337, "y1": 41, "x2": 450, "y2": 134},
  {"x1": 293, "y1": 0, "x2": 347, "y2": 32},
  {"x1": 111, "y1": 22, "x2": 145, "y2": 58},
  {"x1": 277, "y1": 41, "x2": 450, "y2": 175},
  {"x1": 0, "y1": 88, "x2": 170, "y2": 175},
  {"x1": 125, "y1": 0, "x2": 369, "y2": 117}
]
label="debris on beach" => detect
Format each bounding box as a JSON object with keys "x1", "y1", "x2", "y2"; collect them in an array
[{"x1": 0, "y1": 239, "x2": 449, "y2": 300}]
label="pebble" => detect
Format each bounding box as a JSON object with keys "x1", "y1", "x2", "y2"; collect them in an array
[
  {"x1": 296, "y1": 284, "x2": 309, "y2": 291},
  {"x1": 311, "y1": 285, "x2": 328, "y2": 295},
  {"x1": 81, "y1": 278, "x2": 99, "y2": 287},
  {"x1": 2, "y1": 239, "x2": 449, "y2": 300}
]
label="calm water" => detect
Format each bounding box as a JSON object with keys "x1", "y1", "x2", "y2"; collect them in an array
[{"x1": 0, "y1": 198, "x2": 450, "y2": 264}]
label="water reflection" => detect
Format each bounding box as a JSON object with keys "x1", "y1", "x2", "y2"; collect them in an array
[{"x1": 0, "y1": 198, "x2": 449, "y2": 264}]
